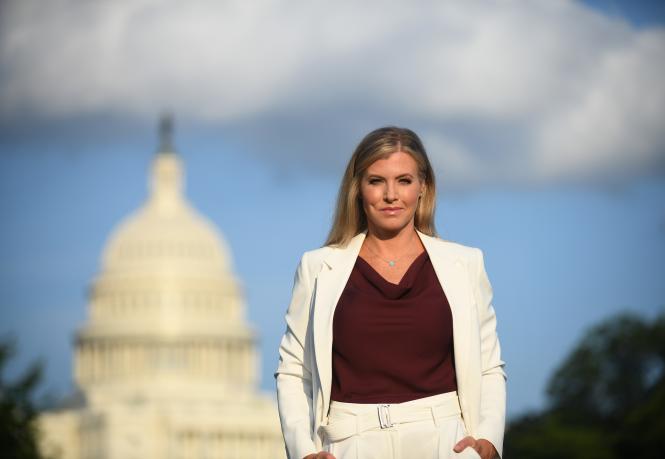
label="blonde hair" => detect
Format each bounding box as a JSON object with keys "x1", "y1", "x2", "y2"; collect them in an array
[{"x1": 325, "y1": 126, "x2": 437, "y2": 247}]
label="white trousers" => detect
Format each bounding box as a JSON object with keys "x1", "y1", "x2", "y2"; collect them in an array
[{"x1": 320, "y1": 391, "x2": 481, "y2": 459}]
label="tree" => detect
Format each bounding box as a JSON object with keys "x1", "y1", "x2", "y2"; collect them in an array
[
  {"x1": 504, "y1": 310, "x2": 665, "y2": 459},
  {"x1": 0, "y1": 337, "x2": 46, "y2": 459}
]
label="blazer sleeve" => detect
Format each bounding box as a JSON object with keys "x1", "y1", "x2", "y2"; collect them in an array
[
  {"x1": 274, "y1": 252, "x2": 318, "y2": 459},
  {"x1": 472, "y1": 248, "x2": 507, "y2": 457}
]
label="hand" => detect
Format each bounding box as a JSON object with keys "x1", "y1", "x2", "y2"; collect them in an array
[
  {"x1": 303, "y1": 452, "x2": 336, "y2": 459},
  {"x1": 454, "y1": 436, "x2": 498, "y2": 459}
]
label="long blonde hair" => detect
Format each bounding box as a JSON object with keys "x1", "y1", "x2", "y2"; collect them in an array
[{"x1": 325, "y1": 126, "x2": 437, "y2": 247}]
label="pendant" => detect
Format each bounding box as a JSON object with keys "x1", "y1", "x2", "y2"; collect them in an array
[{"x1": 388, "y1": 260, "x2": 396, "y2": 267}]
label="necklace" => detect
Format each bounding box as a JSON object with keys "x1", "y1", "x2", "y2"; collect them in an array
[
  {"x1": 364, "y1": 230, "x2": 421, "y2": 268},
  {"x1": 364, "y1": 244, "x2": 415, "y2": 268}
]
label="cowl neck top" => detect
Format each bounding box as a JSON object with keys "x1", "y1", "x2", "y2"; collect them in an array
[
  {"x1": 330, "y1": 250, "x2": 458, "y2": 404},
  {"x1": 357, "y1": 250, "x2": 430, "y2": 298}
]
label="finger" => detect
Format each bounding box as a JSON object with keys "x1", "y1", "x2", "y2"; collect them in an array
[{"x1": 453, "y1": 435, "x2": 476, "y2": 453}]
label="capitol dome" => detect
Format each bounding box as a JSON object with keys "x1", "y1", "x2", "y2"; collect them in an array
[
  {"x1": 39, "y1": 116, "x2": 286, "y2": 459},
  {"x1": 101, "y1": 150, "x2": 233, "y2": 278}
]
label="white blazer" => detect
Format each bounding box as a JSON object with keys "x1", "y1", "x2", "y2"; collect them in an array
[{"x1": 275, "y1": 230, "x2": 506, "y2": 459}]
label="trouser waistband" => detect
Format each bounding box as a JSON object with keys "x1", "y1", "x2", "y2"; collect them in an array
[{"x1": 319, "y1": 392, "x2": 461, "y2": 443}]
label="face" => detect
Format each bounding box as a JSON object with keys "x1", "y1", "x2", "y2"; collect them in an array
[{"x1": 359, "y1": 151, "x2": 425, "y2": 237}]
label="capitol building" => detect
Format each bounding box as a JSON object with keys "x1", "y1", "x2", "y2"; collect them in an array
[{"x1": 38, "y1": 118, "x2": 286, "y2": 459}]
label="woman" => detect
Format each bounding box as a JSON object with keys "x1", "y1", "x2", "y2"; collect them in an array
[{"x1": 275, "y1": 127, "x2": 506, "y2": 459}]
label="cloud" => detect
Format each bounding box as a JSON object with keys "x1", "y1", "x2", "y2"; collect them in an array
[{"x1": 1, "y1": 0, "x2": 664, "y2": 187}]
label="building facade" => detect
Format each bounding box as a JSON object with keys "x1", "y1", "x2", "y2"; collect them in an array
[{"x1": 39, "y1": 121, "x2": 286, "y2": 459}]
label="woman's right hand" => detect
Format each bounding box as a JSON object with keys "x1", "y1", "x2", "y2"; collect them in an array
[{"x1": 303, "y1": 452, "x2": 336, "y2": 459}]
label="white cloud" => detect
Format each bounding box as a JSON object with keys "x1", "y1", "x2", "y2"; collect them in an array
[
  {"x1": 1, "y1": 0, "x2": 664, "y2": 187},
  {"x1": 533, "y1": 29, "x2": 665, "y2": 181}
]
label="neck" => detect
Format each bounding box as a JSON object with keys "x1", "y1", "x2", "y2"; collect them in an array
[{"x1": 365, "y1": 223, "x2": 420, "y2": 256}]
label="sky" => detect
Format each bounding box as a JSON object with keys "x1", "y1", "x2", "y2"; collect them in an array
[{"x1": 1, "y1": 0, "x2": 664, "y2": 419}]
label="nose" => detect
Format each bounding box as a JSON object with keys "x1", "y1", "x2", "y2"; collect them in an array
[{"x1": 384, "y1": 182, "x2": 397, "y2": 202}]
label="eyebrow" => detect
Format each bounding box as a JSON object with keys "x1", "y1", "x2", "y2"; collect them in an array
[{"x1": 366, "y1": 173, "x2": 415, "y2": 179}]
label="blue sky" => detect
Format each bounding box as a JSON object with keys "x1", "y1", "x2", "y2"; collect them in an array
[{"x1": 1, "y1": 0, "x2": 664, "y2": 419}]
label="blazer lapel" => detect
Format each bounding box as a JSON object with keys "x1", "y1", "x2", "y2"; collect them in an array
[
  {"x1": 312, "y1": 231, "x2": 366, "y2": 419},
  {"x1": 418, "y1": 231, "x2": 473, "y2": 395}
]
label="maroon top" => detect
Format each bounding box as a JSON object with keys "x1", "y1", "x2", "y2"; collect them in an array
[{"x1": 330, "y1": 251, "x2": 457, "y2": 403}]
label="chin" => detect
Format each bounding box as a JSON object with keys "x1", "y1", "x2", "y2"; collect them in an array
[{"x1": 372, "y1": 219, "x2": 412, "y2": 234}]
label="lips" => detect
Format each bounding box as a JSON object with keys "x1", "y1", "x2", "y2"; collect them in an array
[{"x1": 380, "y1": 207, "x2": 403, "y2": 212}]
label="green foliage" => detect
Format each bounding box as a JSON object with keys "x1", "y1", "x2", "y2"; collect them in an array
[
  {"x1": 504, "y1": 310, "x2": 665, "y2": 458},
  {"x1": 0, "y1": 337, "x2": 46, "y2": 459},
  {"x1": 506, "y1": 412, "x2": 615, "y2": 459}
]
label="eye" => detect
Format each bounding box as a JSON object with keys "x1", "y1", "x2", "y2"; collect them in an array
[
  {"x1": 399, "y1": 178, "x2": 413, "y2": 184},
  {"x1": 368, "y1": 178, "x2": 382, "y2": 185}
]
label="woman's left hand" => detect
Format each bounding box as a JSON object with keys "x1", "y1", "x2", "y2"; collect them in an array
[{"x1": 453, "y1": 436, "x2": 498, "y2": 459}]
